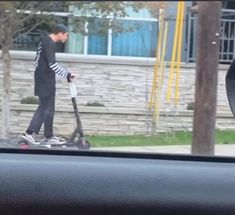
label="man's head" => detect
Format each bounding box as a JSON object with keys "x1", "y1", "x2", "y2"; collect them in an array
[{"x1": 50, "y1": 24, "x2": 69, "y2": 43}]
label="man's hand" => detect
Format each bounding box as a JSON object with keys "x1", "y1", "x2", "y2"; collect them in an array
[
  {"x1": 70, "y1": 73, "x2": 76, "y2": 79},
  {"x1": 67, "y1": 72, "x2": 76, "y2": 82}
]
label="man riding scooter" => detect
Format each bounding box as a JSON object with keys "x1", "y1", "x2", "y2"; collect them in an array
[{"x1": 21, "y1": 24, "x2": 75, "y2": 145}]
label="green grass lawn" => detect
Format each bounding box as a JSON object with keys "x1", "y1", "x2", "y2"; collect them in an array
[{"x1": 86, "y1": 130, "x2": 235, "y2": 147}]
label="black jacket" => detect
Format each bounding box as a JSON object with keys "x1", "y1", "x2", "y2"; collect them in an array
[{"x1": 34, "y1": 35, "x2": 69, "y2": 97}]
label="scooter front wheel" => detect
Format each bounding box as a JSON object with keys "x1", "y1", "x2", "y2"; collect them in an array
[{"x1": 77, "y1": 139, "x2": 90, "y2": 150}]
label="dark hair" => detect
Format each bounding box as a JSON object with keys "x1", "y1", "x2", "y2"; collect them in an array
[{"x1": 51, "y1": 24, "x2": 68, "y2": 34}]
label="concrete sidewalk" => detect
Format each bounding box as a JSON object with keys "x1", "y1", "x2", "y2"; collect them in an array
[
  {"x1": 1, "y1": 138, "x2": 235, "y2": 157},
  {"x1": 93, "y1": 144, "x2": 235, "y2": 157}
]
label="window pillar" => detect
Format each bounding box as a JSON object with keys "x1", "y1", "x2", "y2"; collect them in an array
[
  {"x1": 84, "y1": 21, "x2": 88, "y2": 55},
  {"x1": 107, "y1": 20, "x2": 113, "y2": 56}
]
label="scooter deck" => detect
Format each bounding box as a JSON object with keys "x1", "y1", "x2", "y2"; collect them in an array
[{"x1": 17, "y1": 138, "x2": 89, "y2": 150}]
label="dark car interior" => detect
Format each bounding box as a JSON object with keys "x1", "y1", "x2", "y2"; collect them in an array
[{"x1": 1, "y1": 148, "x2": 235, "y2": 215}]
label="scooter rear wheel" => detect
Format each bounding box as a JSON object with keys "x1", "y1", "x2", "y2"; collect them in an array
[
  {"x1": 77, "y1": 140, "x2": 90, "y2": 150},
  {"x1": 17, "y1": 141, "x2": 30, "y2": 149}
]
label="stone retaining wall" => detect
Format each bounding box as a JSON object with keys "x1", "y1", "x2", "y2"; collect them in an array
[
  {"x1": 0, "y1": 51, "x2": 234, "y2": 136},
  {"x1": 7, "y1": 105, "x2": 235, "y2": 137}
]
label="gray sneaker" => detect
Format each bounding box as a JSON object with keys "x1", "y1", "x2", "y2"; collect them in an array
[
  {"x1": 45, "y1": 136, "x2": 66, "y2": 145},
  {"x1": 21, "y1": 133, "x2": 40, "y2": 145}
]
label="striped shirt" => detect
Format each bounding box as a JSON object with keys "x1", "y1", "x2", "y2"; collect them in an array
[{"x1": 49, "y1": 62, "x2": 68, "y2": 78}]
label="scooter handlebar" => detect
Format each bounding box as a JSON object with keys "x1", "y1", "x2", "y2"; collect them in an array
[{"x1": 67, "y1": 74, "x2": 72, "y2": 83}]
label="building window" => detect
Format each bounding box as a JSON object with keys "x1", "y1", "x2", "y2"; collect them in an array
[
  {"x1": 11, "y1": 7, "x2": 159, "y2": 58},
  {"x1": 13, "y1": 32, "x2": 41, "y2": 51},
  {"x1": 87, "y1": 18, "x2": 109, "y2": 55},
  {"x1": 12, "y1": 16, "x2": 68, "y2": 53},
  {"x1": 68, "y1": 17, "x2": 158, "y2": 57},
  {"x1": 111, "y1": 20, "x2": 157, "y2": 57}
]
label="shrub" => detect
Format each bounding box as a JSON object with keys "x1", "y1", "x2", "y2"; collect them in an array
[
  {"x1": 187, "y1": 102, "x2": 195, "y2": 110},
  {"x1": 86, "y1": 102, "x2": 105, "y2": 107},
  {"x1": 21, "y1": 96, "x2": 39, "y2": 104}
]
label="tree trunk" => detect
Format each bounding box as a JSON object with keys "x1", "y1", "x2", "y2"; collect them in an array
[
  {"x1": 191, "y1": 2, "x2": 222, "y2": 155},
  {"x1": 1, "y1": 47, "x2": 11, "y2": 139}
]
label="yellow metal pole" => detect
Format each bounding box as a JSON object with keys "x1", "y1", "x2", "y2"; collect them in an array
[
  {"x1": 149, "y1": 61, "x2": 158, "y2": 110},
  {"x1": 160, "y1": 22, "x2": 168, "y2": 87},
  {"x1": 154, "y1": 22, "x2": 168, "y2": 121},
  {"x1": 149, "y1": 30, "x2": 161, "y2": 110},
  {"x1": 175, "y1": 1, "x2": 185, "y2": 104},
  {"x1": 153, "y1": 9, "x2": 165, "y2": 109},
  {"x1": 166, "y1": 1, "x2": 181, "y2": 102},
  {"x1": 152, "y1": 9, "x2": 165, "y2": 122},
  {"x1": 149, "y1": 9, "x2": 164, "y2": 110}
]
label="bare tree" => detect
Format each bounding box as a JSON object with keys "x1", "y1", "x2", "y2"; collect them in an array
[
  {"x1": 0, "y1": 1, "x2": 55, "y2": 138},
  {"x1": 66, "y1": 1, "x2": 170, "y2": 35}
]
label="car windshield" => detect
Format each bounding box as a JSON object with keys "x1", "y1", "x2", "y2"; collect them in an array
[{"x1": 0, "y1": 1, "x2": 234, "y2": 157}]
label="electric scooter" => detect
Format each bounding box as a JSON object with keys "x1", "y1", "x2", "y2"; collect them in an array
[{"x1": 17, "y1": 76, "x2": 90, "y2": 150}]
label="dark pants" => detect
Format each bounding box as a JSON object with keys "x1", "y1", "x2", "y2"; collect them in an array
[{"x1": 26, "y1": 93, "x2": 55, "y2": 138}]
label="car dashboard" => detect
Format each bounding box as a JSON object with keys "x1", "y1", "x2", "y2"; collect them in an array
[{"x1": 0, "y1": 148, "x2": 235, "y2": 215}]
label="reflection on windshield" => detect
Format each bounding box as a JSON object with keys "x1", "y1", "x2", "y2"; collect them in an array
[{"x1": 0, "y1": 1, "x2": 234, "y2": 157}]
